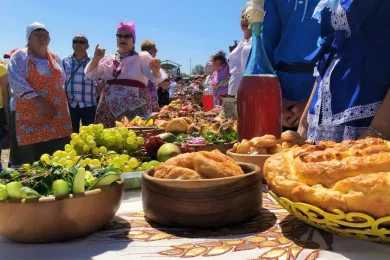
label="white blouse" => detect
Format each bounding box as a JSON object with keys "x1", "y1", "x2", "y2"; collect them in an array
[
  {"x1": 85, "y1": 52, "x2": 165, "y2": 85},
  {"x1": 228, "y1": 37, "x2": 252, "y2": 95}
]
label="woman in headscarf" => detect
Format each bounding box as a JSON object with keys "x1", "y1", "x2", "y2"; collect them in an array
[
  {"x1": 85, "y1": 21, "x2": 166, "y2": 128},
  {"x1": 140, "y1": 39, "x2": 163, "y2": 112},
  {"x1": 7, "y1": 22, "x2": 72, "y2": 165},
  {"x1": 210, "y1": 51, "x2": 230, "y2": 106},
  {"x1": 228, "y1": 8, "x2": 252, "y2": 96},
  {"x1": 298, "y1": 0, "x2": 390, "y2": 142}
]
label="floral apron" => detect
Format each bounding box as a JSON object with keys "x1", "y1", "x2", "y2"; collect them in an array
[
  {"x1": 15, "y1": 52, "x2": 72, "y2": 146},
  {"x1": 95, "y1": 79, "x2": 151, "y2": 128}
]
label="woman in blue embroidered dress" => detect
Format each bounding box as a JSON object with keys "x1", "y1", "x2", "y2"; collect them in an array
[{"x1": 298, "y1": 0, "x2": 390, "y2": 142}]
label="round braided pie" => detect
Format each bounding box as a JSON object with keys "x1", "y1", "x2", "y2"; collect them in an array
[{"x1": 264, "y1": 137, "x2": 390, "y2": 218}]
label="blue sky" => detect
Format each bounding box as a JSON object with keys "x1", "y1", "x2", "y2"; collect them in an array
[{"x1": 0, "y1": 0, "x2": 248, "y2": 74}]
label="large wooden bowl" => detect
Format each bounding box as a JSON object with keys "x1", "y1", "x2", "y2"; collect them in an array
[
  {"x1": 226, "y1": 149, "x2": 271, "y2": 172},
  {"x1": 0, "y1": 179, "x2": 124, "y2": 243},
  {"x1": 142, "y1": 163, "x2": 262, "y2": 228}
]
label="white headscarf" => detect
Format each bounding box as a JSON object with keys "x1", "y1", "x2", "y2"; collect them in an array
[{"x1": 26, "y1": 22, "x2": 48, "y2": 42}]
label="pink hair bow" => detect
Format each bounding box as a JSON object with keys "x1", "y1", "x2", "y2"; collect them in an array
[{"x1": 117, "y1": 21, "x2": 136, "y2": 43}]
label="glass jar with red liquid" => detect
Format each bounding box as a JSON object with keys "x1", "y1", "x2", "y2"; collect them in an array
[
  {"x1": 237, "y1": 22, "x2": 282, "y2": 141},
  {"x1": 202, "y1": 83, "x2": 214, "y2": 112}
]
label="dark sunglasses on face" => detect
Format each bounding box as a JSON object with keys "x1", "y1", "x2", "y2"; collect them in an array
[
  {"x1": 73, "y1": 40, "x2": 87, "y2": 44},
  {"x1": 33, "y1": 28, "x2": 48, "y2": 33},
  {"x1": 31, "y1": 28, "x2": 49, "y2": 37},
  {"x1": 116, "y1": 33, "x2": 133, "y2": 39}
]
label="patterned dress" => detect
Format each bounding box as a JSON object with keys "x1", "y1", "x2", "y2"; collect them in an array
[
  {"x1": 306, "y1": 0, "x2": 390, "y2": 142},
  {"x1": 85, "y1": 52, "x2": 165, "y2": 128}
]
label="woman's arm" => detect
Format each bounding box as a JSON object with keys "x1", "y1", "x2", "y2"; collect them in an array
[
  {"x1": 139, "y1": 52, "x2": 165, "y2": 85},
  {"x1": 85, "y1": 58, "x2": 104, "y2": 80},
  {"x1": 7, "y1": 50, "x2": 39, "y2": 100},
  {"x1": 263, "y1": 0, "x2": 282, "y2": 69},
  {"x1": 297, "y1": 78, "x2": 318, "y2": 139},
  {"x1": 85, "y1": 45, "x2": 106, "y2": 80},
  {"x1": 8, "y1": 50, "x2": 56, "y2": 117},
  {"x1": 361, "y1": 88, "x2": 390, "y2": 139}
]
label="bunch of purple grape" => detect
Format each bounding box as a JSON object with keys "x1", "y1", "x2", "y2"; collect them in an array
[
  {"x1": 143, "y1": 134, "x2": 166, "y2": 159},
  {"x1": 175, "y1": 143, "x2": 196, "y2": 153}
]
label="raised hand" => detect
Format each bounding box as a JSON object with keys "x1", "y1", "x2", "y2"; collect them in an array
[
  {"x1": 150, "y1": 58, "x2": 161, "y2": 72},
  {"x1": 93, "y1": 44, "x2": 106, "y2": 62}
]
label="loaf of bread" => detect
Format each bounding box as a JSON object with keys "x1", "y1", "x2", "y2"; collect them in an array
[
  {"x1": 264, "y1": 137, "x2": 390, "y2": 218},
  {"x1": 154, "y1": 150, "x2": 244, "y2": 180}
]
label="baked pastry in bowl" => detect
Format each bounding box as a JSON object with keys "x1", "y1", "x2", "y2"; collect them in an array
[
  {"x1": 264, "y1": 137, "x2": 390, "y2": 218},
  {"x1": 142, "y1": 151, "x2": 262, "y2": 227}
]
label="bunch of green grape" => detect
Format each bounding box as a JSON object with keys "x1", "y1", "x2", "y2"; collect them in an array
[
  {"x1": 40, "y1": 151, "x2": 159, "y2": 172},
  {"x1": 39, "y1": 124, "x2": 159, "y2": 172},
  {"x1": 69, "y1": 124, "x2": 145, "y2": 155},
  {"x1": 100, "y1": 153, "x2": 161, "y2": 172}
]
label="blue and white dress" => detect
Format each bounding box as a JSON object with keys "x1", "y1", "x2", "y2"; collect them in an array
[{"x1": 306, "y1": 0, "x2": 390, "y2": 142}]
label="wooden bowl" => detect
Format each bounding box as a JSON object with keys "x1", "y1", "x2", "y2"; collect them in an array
[
  {"x1": 142, "y1": 163, "x2": 262, "y2": 228},
  {"x1": 190, "y1": 142, "x2": 236, "y2": 154},
  {"x1": 128, "y1": 127, "x2": 165, "y2": 136},
  {"x1": 0, "y1": 179, "x2": 124, "y2": 243},
  {"x1": 226, "y1": 149, "x2": 271, "y2": 172}
]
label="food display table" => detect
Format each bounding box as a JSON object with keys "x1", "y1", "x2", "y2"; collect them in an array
[{"x1": 1, "y1": 186, "x2": 389, "y2": 260}]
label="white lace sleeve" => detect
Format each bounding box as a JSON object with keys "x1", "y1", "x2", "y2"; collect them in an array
[{"x1": 7, "y1": 49, "x2": 38, "y2": 100}]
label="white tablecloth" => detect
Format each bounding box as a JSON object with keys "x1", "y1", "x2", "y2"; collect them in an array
[{"x1": 1, "y1": 189, "x2": 390, "y2": 260}]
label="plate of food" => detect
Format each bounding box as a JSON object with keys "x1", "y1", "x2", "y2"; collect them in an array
[
  {"x1": 154, "y1": 114, "x2": 237, "y2": 153},
  {"x1": 227, "y1": 131, "x2": 308, "y2": 171},
  {"x1": 116, "y1": 116, "x2": 165, "y2": 135},
  {"x1": 264, "y1": 137, "x2": 390, "y2": 242},
  {"x1": 142, "y1": 150, "x2": 262, "y2": 228},
  {"x1": 156, "y1": 100, "x2": 201, "y2": 120}
]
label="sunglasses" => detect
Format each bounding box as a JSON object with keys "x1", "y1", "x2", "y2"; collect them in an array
[
  {"x1": 116, "y1": 33, "x2": 133, "y2": 39},
  {"x1": 33, "y1": 28, "x2": 48, "y2": 33},
  {"x1": 73, "y1": 40, "x2": 87, "y2": 44}
]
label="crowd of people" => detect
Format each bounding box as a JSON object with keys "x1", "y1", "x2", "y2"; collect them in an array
[{"x1": 0, "y1": 0, "x2": 389, "y2": 168}]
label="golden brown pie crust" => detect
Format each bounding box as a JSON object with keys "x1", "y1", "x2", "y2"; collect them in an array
[
  {"x1": 264, "y1": 137, "x2": 390, "y2": 218},
  {"x1": 154, "y1": 150, "x2": 244, "y2": 180}
]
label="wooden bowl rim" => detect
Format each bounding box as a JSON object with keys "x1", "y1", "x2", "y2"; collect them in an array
[
  {"x1": 126, "y1": 126, "x2": 162, "y2": 130},
  {"x1": 227, "y1": 149, "x2": 272, "y2": 158},
  {"x1": 142, "y1": 162, "x2": 260, "y2": 184},
  {"x1": 189, "y1": 141, "x2": 237, "y2": 147},
  {"x1": 113, "y1": 126, "x2": 165, "y2": 131},
  {"x1": 0, "y1": 178, "x2": 124, "y2": 204}
]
